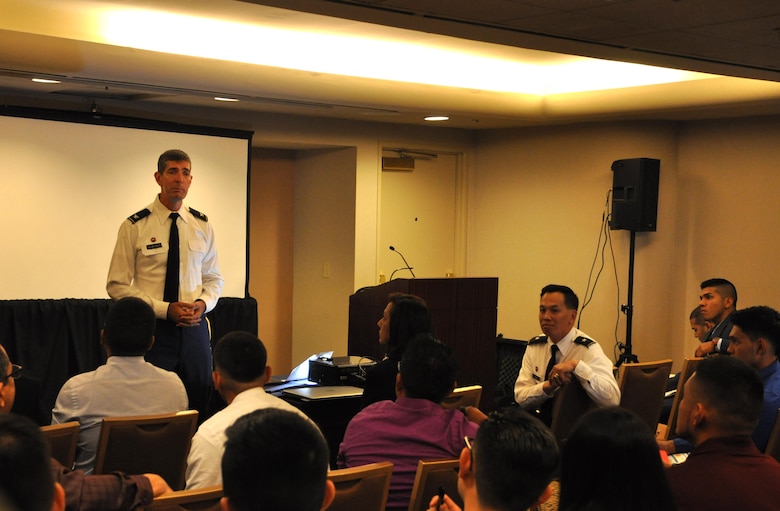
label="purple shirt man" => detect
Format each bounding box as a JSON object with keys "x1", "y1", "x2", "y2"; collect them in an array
[{"x1": 337, "y1": 335, "x2": 480, "y2": 511}]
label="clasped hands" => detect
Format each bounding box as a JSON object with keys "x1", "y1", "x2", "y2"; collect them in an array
[
  {"x1": 167, "y1": 300, "x2": 205, "y2": 327},
  {"x1": 548, "y1": 360, "x2": 578, "y2": 390}
]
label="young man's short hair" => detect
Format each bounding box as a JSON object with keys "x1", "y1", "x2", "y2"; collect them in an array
[
  {"x1": 730, "y1": 306, "x2": 780, "y2": 355},
  {"x1": 104, "y1": 297, "x2": 156, "y2": 356},
  {"x1": 700, "y1": 278, "x2": 738, "y2": 307},
  {"x1": 0, "y1": 414, "x2": 57, "y2": 511},
  {"x1": 221, "y1": 408, "x2": 329, "y2": 511},
  {"x1": 540, "y1": 284, "x2": 579, "y2": 310},
  {"x1": 694, "y1": 356, "x2": 763, "y2": 432},
  {"x1": 157, "y1": 149, "x2": 191, "y2": 173},
  {"x1": 474, "y1": 407, "x2": 559, "y2": 511},
  {"x1": 399, "y1": 334, "x2": 458, "y2": 403},
  {"x1": 213, "y1": 331, "x2": 268, "y2": 382}
]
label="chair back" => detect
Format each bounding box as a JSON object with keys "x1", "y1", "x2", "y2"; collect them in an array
[
  {"x1": 407, "y1": 459, "x2": 462, "y2": 511},
  {"x1": 143, "y1": 486, "x2": 222, "y2": 511},
  {"x1": 660, "y1": 358, "x2": 702, "y2": 440},
  {"x1": 327, "y1": 461, "x2": 393, "y2": 511},
  {"x1": 40, "y1": 421, "x2": 80, "y2": 469},
  {"x1": 440, "y1": 385, "x2": 482, "y2": 410},
  {"x1": 94, "y1": 410, "x2": 198, "y2": 490},
  {"x1": 764, "y1": 408, "x2": 780, "y2": 462},
  {"x1": 550, "y1": 378, "x2": 597, "y2": 445},
  {"x1": 618, "y1": 359, "x2": 673, "y2": 431},
  {"x1": 495, "y1": 335, "x2": 528, "y2": 408}
]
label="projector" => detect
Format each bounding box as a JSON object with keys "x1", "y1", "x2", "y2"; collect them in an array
[{"x1": 309, "y1": 356, "x2": 376, "y2": 386}]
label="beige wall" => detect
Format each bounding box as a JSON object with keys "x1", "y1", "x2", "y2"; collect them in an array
[
  {"x1": 249, "y1": 148, "x2": 295, "y2": 375},
  {"x1": 246, "y1": 111, "x2": 779, "y2": 375}
]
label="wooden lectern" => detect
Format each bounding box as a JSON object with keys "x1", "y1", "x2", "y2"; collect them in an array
[{"x1": 348, "y1": 278, "x2": 498, "y2": 410}]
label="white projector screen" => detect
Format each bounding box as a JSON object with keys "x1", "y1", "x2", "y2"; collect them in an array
[{"x1": 0, "y1": 113, "x2": 251, "y2": 300}]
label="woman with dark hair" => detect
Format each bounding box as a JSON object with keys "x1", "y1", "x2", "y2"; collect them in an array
[
  {"x1": 559, "y1": 407, "x2": 677, "y2": 511},
  {"x1": 360, "y1": 293, "x2": 433, "y2": 408}
]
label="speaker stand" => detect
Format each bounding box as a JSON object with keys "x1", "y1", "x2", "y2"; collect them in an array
[{"x1": 616, "y1": 230, "x2": 639, "y2": 367}]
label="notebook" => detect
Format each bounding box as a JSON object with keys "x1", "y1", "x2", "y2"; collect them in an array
[{"x1": 283, "y1": 385, "x2": 364, "y2": 401}]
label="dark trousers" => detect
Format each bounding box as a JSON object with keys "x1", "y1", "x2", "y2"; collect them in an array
[{"x1": 147, "y1": 319, "x2": 213, "y2": 422}]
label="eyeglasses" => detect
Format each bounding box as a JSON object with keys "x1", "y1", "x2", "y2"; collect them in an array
[{"x1": 2, "y1": 364, "x2": 22, "y2": 383}]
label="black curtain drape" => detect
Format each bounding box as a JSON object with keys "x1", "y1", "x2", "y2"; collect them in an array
[{"x1": 0, "y1": 297, "x2": 257, "y2": 415}]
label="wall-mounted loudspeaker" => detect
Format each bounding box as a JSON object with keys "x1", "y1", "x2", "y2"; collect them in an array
[{"x1": 609, "y1": 158, "x2": 660, "y2": 231}]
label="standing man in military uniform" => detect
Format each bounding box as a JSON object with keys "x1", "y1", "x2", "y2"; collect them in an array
[
  {"x1": 107, "y1": 149, "x2": 224, "y2": 420},
  {"x1": 514, "y1": 284, "x2": 620, "y2": 425}
]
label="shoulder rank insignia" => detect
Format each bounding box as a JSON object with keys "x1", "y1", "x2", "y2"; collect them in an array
[
  {"x1": 574, "y1": 336, "x2": 595, "y2": 348},
  {"x1": 529, "y1": 335, "x2": 548, "y2": 345},
  {"x1": 127, "y1": 208, "x2": 151, "y2": 224},
  {"x1": 188, "y1": 207, "x2": 208, "y2": 222}
]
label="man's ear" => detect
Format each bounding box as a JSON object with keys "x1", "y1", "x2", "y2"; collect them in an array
[
  {"x1": 529, "y1": 483, "x2": 554, "y2": 509},
  {"x1": 262, "y1": 365, "x2": 272, "y2": 385},
  {"x1": 724, "y1": 296, "x2": 735, "y2": 311},
  {"x1": 147, "y1": 335, "x2": 156, "y2": 352},
  {"x1": 51, "y1": 482, "x2": 66, "y2": 511},
  {"x1": 395, "y1": 373, "x2": 404, "y2": 398},
  {"x1": 220, "y1": 496, "x2": 234, "y2": 511},
  {"x1": 321, "y1": 479, "x2": 336, "y2": 510},
  {"x1": 458, "y1": 446, "x2": 473, "y2": 480},
  {"x1": 212, "y1": 370, "x2": 222, "y2": 390}
]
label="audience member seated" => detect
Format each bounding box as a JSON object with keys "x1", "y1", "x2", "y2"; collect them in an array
[
  {"x1": 694, "y1": 278, "x2": 737, "y2": 357},
  {"x1": 0, "y1": 413, "x2": 66, "y2": 511},
  {"x1": 221, "y1": 408, "x2": 335, "y2": 511},
  {"x1": 361, "y1": 293, "x2": 433, "y2": 409},
  {"x1": 1, "y1": 344, "x2": 170, "y2": 511},
  {"x1": 660, "y1": 305, "x2": 780, "y2": 455},
  {"x1": 667, "y1": 356, "x2": 780, "y2": 511},
  {"x1": 186, "y1": 331, "x2": 315, "y2": 489},
  {"x1": 51, "y1": 297, "x2": 188, "y2": 474},
  {"x1": 427, "y1": 407, "x2": 559, "y2": 511},
  {"x1": 725, "y1": 306, "x2": 780, "y2": 451},
  {"x1": 559, "y1": 407, "x2": 676, "y2": 511},
  {"x1": 514, "y1": 284, "x2": 620, "y2": 425},
  {"x1": 660, "y1": 306, "x2": 712, "y2": 424},
  {"x1": 338, "y1": 334, "x2": 480, "y2": 511}
]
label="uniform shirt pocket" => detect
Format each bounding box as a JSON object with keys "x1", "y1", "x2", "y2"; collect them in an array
[{"x1": 188, "y1": 239, "x2": 207, "y2": 253}]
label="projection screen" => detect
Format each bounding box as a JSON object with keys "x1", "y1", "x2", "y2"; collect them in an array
[{"x1": 0, "y1": 112, "x2": 251, "y2": 300}]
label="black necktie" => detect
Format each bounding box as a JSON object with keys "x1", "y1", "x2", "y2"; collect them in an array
[
  {"x1": 163, "y1": 212, "x2": 180, "y2": 303},
  {"x1": 545, "y1": 344, "x2": 559, "y2": 380}
]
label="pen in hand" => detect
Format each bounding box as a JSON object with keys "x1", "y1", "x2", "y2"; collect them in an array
[{"x1": 438, "y1": 485, "x2": 445, "y2": 511}]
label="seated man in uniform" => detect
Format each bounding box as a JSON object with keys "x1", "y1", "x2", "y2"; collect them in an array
[{"x1": 514, "y1": 284, "x2": 620, "y2": 425}]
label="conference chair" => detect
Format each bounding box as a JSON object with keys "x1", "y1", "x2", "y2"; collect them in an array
[
  {"x1": 657, "y1": 358, "x2": 702, "y2": 440},
  {"x1": 494, "y1": 335, "x2": 528, "y2": 408},
  {"x1": 143, "y1": 486, "x2": 222, "y2": 511},
  {"x1": 40, "y1": 421, "x2": 80, "y2": 469},
  {"x1": 93, "y1": 410, "x2": 199, "y2": 491},
  {"x1": 764, "y1": 408, "x2": 780, "y2": 463},
  {"x1": 407, "y1": 459, "x2": 462, "y2": 511},
  {"x1": 440, "y1": 385, "x2": 483, "y2": 410},
  {"x1": 327, "y1": 461, "x2": 393, "y2": 511},
  {"x1": 618, "y1": 359, "x2": 673, "y2": 431},
  {"x1": 550, "y1": 378, "x2": 597, "y2": 445}
]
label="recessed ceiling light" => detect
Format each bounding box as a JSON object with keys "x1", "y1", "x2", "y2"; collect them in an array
[
  {"x1": 214, "y1": 96, "x2": 239, "y2": 102},
  {"x1": 424, "y1": 116, "x2": 449, "y2": 122},
  {"x1": 31, "y1": 78, "x2": 61, "y2": 84}
]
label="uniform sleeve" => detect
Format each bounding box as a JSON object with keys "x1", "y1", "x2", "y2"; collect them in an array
[
  {"x1": 572, "y1": 344, "x2": 621, "y2": 407},
  {"x1": 513, "y1": 346, "x2": 552, "y2": 410},
  {"x1": 106, "y1": 221, "x2": 169, "y2": 319},
  {"x1": 196, "y1": 222, "x2": 223, "y2": 313}
]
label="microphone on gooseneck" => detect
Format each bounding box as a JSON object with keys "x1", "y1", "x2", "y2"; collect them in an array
[{"x1": 389, "y1": 245, "x2": 416, "y2": 279}]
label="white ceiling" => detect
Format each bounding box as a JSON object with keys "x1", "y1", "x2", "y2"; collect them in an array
[{"x1": 1, "y1": 0, "x2": 780, "y2": 130}]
